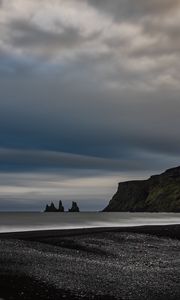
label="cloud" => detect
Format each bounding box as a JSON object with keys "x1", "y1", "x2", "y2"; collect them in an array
[
  {"x1": 9, "y1": 19, "x2": 82, "y2": 48},
  {"x1": 0, "y1": 170, "x2": 149, "y2": 211},
  {"x1": 0, "y1": 0, "x2": 180, "y2": 210},
  {"x1": 87, "y1": 0, "x2": 180, "y2": 20},
  {"x1": 0, "y1": 0, "x2": 105, "y2": 65},
  {"x1": 0, "y1": 145, "x2": 179, "y2": 189},
  {"x1": 0, "y1": 148, "x2": 167, "y2": 172},
  {"x1": 7, "y1": 19, "x2": 98, "y2": 61},
  {"x1": 1, "y1": 0, "x2": 180, "y2": 90}
]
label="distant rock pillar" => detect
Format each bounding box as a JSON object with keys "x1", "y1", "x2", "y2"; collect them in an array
[
  {"x1": 68, "y1": 201, "x2": 80, "y2": 212},
  {"x1": 44, "y1": 202, "x2": 58, "y2": 212},
  {"x1": 58, "y1": 200, "x2": 64, "y2": 212}
]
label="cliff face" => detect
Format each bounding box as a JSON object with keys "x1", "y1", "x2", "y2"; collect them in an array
[{"x1": 104, "y1": 166, "x2": 180, "y2": 212}]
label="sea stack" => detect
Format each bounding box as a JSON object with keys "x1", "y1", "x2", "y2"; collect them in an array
[
  {"x1": 68, "y1": 201, "x2": 80, "y2": 212},
  {"x1": 58, "y1": 200, "x2": 64, "y2": 212},
  {"x1": 44, "y1": 201, "x2": 65, "y2": 212},
  {"x1": 44, "y1": 202, "x2": 58, "y2": 212}
]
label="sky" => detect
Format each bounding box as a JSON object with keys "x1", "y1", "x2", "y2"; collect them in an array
[{"x1": 0, "y1": 0, "x2": 180, "y2": 211}]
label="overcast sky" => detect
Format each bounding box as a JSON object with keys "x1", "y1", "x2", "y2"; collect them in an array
[{"x1": 0, "y1": 0, "x2": 180, "y2": 211}]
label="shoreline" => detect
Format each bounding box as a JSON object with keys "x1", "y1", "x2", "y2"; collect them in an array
[{"x1": 0, "y1": 223, "x2": 180, "y2": 240}]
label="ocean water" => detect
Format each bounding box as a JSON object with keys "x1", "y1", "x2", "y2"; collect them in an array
[{"x1": 0, "y1": 212, "x2": 180, "y2": 233}]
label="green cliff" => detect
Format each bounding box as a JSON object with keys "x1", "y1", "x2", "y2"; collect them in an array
[{"x1": 104, "y1": 166, "x2": 180, "y2": 212}]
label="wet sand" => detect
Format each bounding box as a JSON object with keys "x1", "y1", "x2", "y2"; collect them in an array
[{"x1": 0, "y1": 224, "x2": 180, "y2": 299}]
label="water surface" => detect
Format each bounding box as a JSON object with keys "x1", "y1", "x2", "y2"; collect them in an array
[{"x1": 0, "y1": 212, "x2": 180, "y2": 233}]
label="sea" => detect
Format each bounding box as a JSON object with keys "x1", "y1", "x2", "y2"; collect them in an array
[{"x1": 0, "y1": 212, "x2": 180, "y2": 233}]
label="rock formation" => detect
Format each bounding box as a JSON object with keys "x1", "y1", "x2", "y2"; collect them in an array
[
  {"x1": 68, "y1": 201, "x2": 80, "y2": 212},
  {"x1": 104, "y1": 166, "x2": 180, "y2": 212},
  {"x1": 45, "y1": 202, "x2": 58, "y2": 212},
  {"x1": 44, "y1": 201, "x2": 65, "y2": 212},
  {"x1": 58, "y1": 200, "x2": 64, "y2": 212},
  {"x1": 44, "y1": 200, "x2": 80, "y2": 212}
]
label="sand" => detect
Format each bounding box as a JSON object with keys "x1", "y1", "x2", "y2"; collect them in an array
[{"x1": 0, "y1": 224, "x2": 180, "y2": 300}]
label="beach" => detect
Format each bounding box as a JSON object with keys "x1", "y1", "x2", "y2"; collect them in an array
[{"x1": 0, "y1": 225, "x2": 180, "y2": 300}]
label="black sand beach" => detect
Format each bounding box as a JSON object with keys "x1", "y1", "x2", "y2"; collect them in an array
[{"x1": 0, "y1": 225, "x2": 180, "y2": 300}]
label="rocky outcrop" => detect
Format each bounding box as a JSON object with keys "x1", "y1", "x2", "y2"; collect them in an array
[
  {"x1": 58, "y1": 200, "x2": 64, "y2": 212},
  {"x1": 44, "y1": 200, "x2": 64, "y2": 212},
  {"x1": 44, "y1": 200, "x2": 80, "y2": 212},
  {"x1": 68, "y1": 201, "x2": 80, "y2": 212},
  {"x1": 104, "y1": 166, "x2": 180, "y2": 212},
  {"x1": 45, "y1": 202, "x2": 58, "y2": 212}
]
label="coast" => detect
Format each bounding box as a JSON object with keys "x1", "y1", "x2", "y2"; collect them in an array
[
  {"x1": 0, "y1": 223, "x2": 180, "y2": 240},
  {"x1": 0, "y1": 224, "x2": 180, "y2": 299}
]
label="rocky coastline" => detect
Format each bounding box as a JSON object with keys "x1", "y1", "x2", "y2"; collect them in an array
[{"x1": 104, "y1": 166, "x2": 180, "y2": 212}]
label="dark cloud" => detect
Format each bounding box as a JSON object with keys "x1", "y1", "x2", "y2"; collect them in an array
[
  {"x1": 0, "y1": 0, "x2": 180, "y2": 210},
  {"x1": 87, "y1": 0, "x2": 180, "y2": 20},
  {"x1": 0, "y1": 74, "x2": 180, "y2": 158},
  {"x1": 137, "y1": 22, "x2": 180, "y2": 58},
  {"x1": 0, "y1": 147, "x2": 174, "y2": 173},
  {"x1": 8, "y1": 19, "x2": 84, "y2": 52}
]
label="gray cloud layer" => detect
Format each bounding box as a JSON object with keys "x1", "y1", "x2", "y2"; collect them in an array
[
  {"x1": 88, "y1": 0, "x2": 180, "y2": 19},
  {"x1": 0, "y1": 0, "x2": 180, "y2": 210}
]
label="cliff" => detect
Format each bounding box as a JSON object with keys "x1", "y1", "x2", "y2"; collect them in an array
[{"x1": 104, "y1": 166, "x2": 180, "y2": 212}]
